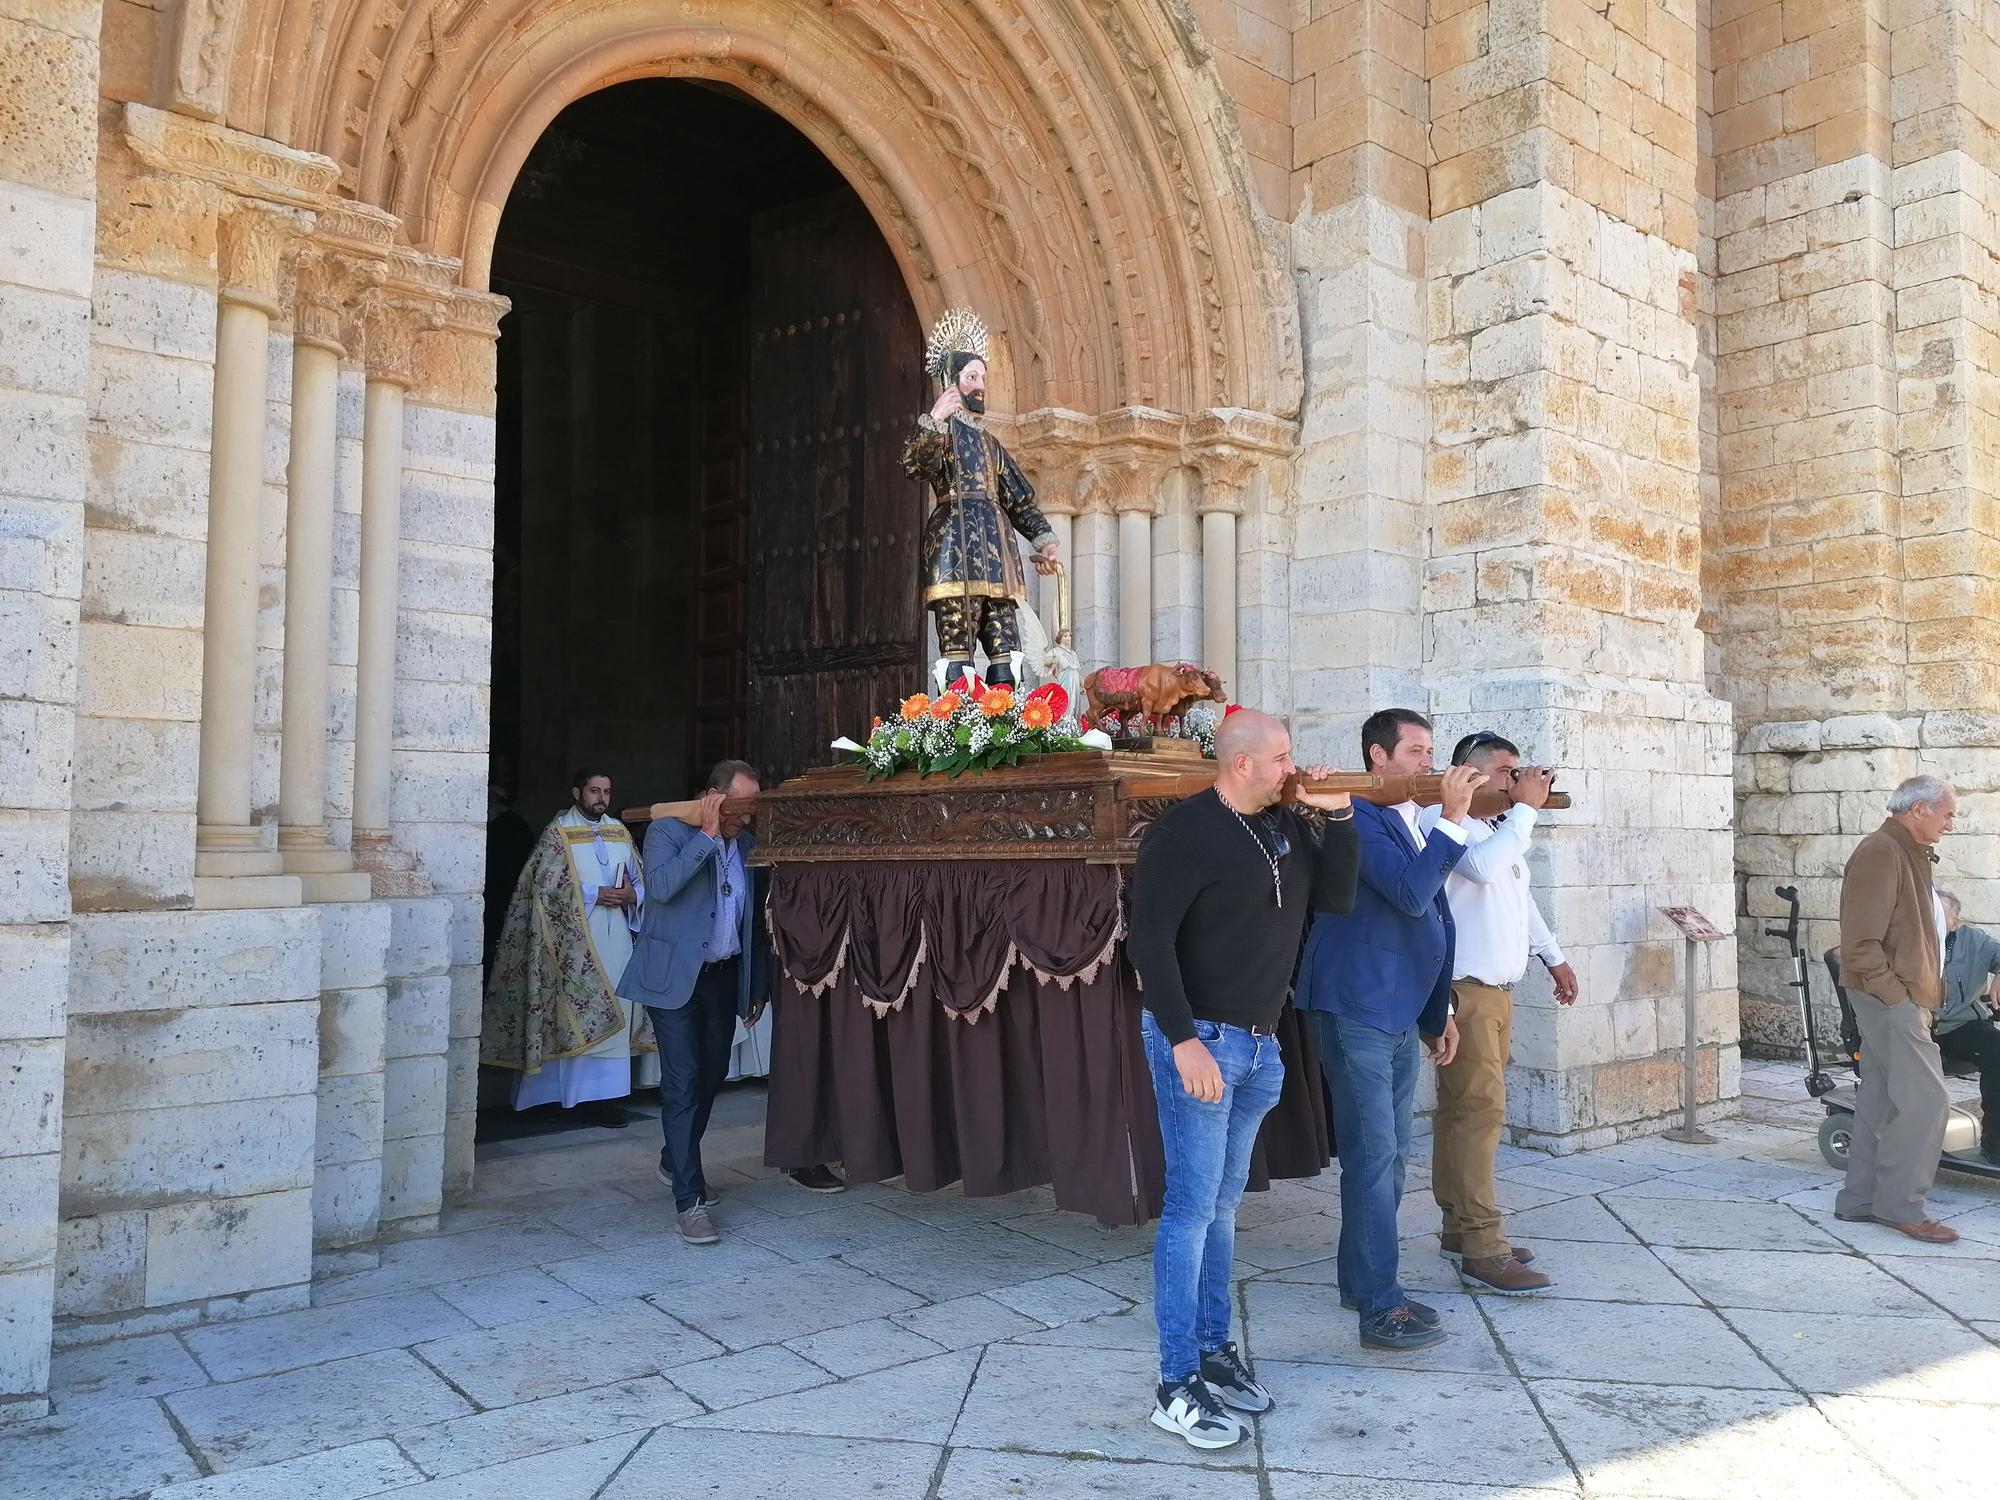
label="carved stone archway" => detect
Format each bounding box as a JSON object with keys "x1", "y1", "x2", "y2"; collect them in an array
[{"x1": 205, "y1": 0, "x2": 1298, "y2": 421}]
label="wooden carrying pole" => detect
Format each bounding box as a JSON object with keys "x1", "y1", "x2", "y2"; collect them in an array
[{"x1": 624, "y1": 770, "x2": 1566, "y2": 827}]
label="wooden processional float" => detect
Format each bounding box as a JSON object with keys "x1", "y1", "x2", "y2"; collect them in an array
[{"x1": 622, "y1": 764, "x2": 1569, "y2": 865}]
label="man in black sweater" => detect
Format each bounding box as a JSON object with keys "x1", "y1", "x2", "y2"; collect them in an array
[{"x1": 1127, "y1": 708, "x2": 1360, "y2": 1449}]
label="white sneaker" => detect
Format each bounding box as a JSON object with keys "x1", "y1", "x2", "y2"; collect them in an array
[{"x1": 1150, "y1": 1376, "x2": 1243, "y2": 1450}]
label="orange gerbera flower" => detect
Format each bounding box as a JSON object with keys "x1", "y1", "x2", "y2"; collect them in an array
[
  {"x1": 929, "y1": 692, "x2": 961, "y2": 720},
  {"x1": 977, "y1": 687, "x2": 1015, "y2": 717},
  {"x1": 1019, "y1": 699, "x2": 1054, "y2": 731},
  {"x1": 899, "y1": 693, "x2": 931, "y2": 720}
]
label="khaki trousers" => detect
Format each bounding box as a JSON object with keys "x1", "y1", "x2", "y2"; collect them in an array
[
  {"x1": 1431, "y1": 981, "x2": 1512, "y2": 1259},
  {"x1": 1836, "y1": 993, "x2": 1949, "y2": 1224}
]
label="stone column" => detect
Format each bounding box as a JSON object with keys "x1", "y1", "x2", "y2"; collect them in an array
[
  {"x1": 1006, "y1": 411, "x2": 1088, "y2": 647},
  {"x1": 1189, "y1": 436, "x2": 1261, "y2": 702},
  {"x1": 1115, "y1": 494, "x2": 1154, "y2": 667},
  {"x1": 1423, "y1": 0, "x2": 1736, "y2": 1147},
  {"x1": 278, "y1": 250, "x2": 377, "y2": 902},
  {"x1": 350, "y1": 290, "x2": 439, "y2": 891},
  {"x1": 194, "y1": 203, "x2": 309, "y2": 910},
  {"x1": 1069, "y1": 460, "x2": 1118, "y2": 671}
]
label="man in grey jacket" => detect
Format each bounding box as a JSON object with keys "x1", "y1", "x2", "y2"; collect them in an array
[
  {"x1": 1938, "y1": 889, "x2": 2000, "y2": 1164},
  {"x1": 619, "y1": 758, "x2": 842, "y2": 1243}
]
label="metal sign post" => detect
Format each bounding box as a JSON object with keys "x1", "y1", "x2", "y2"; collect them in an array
[{"x1": 1659, "y1": 906, "x2": 1727, "y2": 1146}]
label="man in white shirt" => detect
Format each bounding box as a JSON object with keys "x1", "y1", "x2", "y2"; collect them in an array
[{"x1": 1418, "y1": 731, "x2": 1578, "y2": 1294}]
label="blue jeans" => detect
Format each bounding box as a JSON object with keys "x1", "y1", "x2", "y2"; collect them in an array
[
  {"x1": 645, "y1": 957, "x2": 739, "y2": 1212},
  {"x1": 1310, "y1": 1009, "x2": 1417, "y2": 1318},
  {"x1": 1142, "y1": 1010, "x2": 1286, "y2": 1383}
]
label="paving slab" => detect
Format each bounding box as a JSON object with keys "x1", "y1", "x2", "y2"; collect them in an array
[
  {"x1": 890, "y1": 1292, "x2": 1043, "y2": 1350},
  {"x1": 1531, "y1": 1379, "x2": 1906, "y2": 1500},
  {"x1": 1241, "y1": 1280, "x2": 1508, "y2": 1376},
  {"x1": 165, "y1": 1348, "x2": 474, "y2": 1471},
  {"x1": 1721, "y1": 1307, "x2": 2000, "y2": 1401},
  {"x1": 1254, "y1": 1361, "x2": 1568, "y2": 1486},
  {"x1": 1258, "y1": 1235, "x2": 1461, "y2": 1296},
  {"x1": 149, "y1": 1439, "x2": 421, "y2": 1500},
  {"x1": 392, "y1": 1376, "x2": 695, "y2": 1478},
  {"x1": 0, "y1": 1398, "x2": 202, "y2": 1500},
  {"x1": 1819, "y1": 1390, "x2": 2000, "y2": 1495},
  {"x1": 1651, "y1": 1247, "x2": 1939, "y2": 1316},
  {"x1": 994, "y1": 1208, "x2": 1154, "y2": 1261},
  {"x1": 368, "y1": 1432, "x2": 643, "y2": 1500},
  {"x1": 412, "y1": 1297, "x2": 721, "y2": 1406},
  {"x1": 540, "y1": 1237, "x2": 794, "y2": 1303},
  {"x1": 1605, "y1": 1196, "x2": 1846, "y2": 1252},
  {"x1": 650, "y1": 1259, "x2": 925, "y2": 1349},
  {"x1": 685, "y1": 1347, "x2": 979, "y2": 1443},
  {"x1": 784, "y1": 1316, "x2": 948, "y2": 1376},
  {"x1": 1008, "y1": 1302, "x2": 1163, "y2": 1354},
  {"x1": 602, "y1": 1427, "x2": 942, "y2": 1500},
  {"x1": 952, "y1": 1342, "x2": 1254, "y2": 1469},
  {"x1": 1472, "y1": 1238, "x2": 1700, "y2": 1305},
  {"x1": 874, "y1": 1185, "x2": 1056, "y2": 1231},
  {"x1": 843, "y1": 1223, "x2": 1092, "y2": 1300},
  {"x1": 182, "y1": 1289, "x2": 475, "y2": 1381},
  {"x1": 670, "y1": 1345, "x2": 833, "y2": 1410},
  {"x1": 46, "y1": 1331, "x2": 209, "y2": 1410},
  {"x1": 1869, "y1": 1254, "x2": 2000, "y2": 1321},
  {"x1": 1232, "y1": 1210, "x2": 1341, "y2": 1270},
  {"x1": 1499, "y1": 1196, "x2": 1643, "y2": 1245},
  {"x1": 732, "y1": 1200, "x2": 945, "y2": 1262},
  {"x1": 1481, "y1": 1298, "x2": 1786, "y2": 1389},
  {"x1": 1268, "y1": 1480, "x2": 1576, "y2": 1500},
  {"x1": 939, "y1": 1446, "x2": 1264, "y2": 1499},
  {"x1": 310, "y1": 1220, "x2": 596, "y2": 1304},
  {"x1": 429, "y1": 1266, "x2": 595, "y2": 1328},
  {"x1": 985, "y1": 1272, "x2": 1129, "y2": 1327}
]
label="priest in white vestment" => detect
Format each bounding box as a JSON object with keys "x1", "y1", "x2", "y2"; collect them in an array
[{"x1": 483, "y1": 769, "x2": 655, "y2": 1123}]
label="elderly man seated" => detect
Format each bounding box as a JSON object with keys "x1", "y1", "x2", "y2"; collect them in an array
[{"x1": 1938, "y1": 889, "x2": 2000, "y2": 1165}]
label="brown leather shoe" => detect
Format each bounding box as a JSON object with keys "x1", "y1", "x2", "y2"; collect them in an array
[
  {"x1": 1440, "y1": 1237, "x2": 1536, "y2": 1266},
  {"x1": 1457, "y1": 1254, "x2": 1554, "y2": 1293},
  {"x1": 1874, "y1": 1216, "x2": 1960, "y2": 1244}
]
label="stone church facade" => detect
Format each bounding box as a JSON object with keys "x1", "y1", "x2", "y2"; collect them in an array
[{"x1": 2, "y1": 0, "x2": 1993, "y2": 1415}]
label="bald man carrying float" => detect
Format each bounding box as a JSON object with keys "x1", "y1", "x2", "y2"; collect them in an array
[{"x1": 1127, "y1": 709, "x2": 1360, "y2": 1450}]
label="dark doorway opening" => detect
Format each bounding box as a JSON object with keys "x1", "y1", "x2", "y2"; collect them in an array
[
  {"x1": 481, "y1": 80, "x2": 926, "y2": 1133},
  {"x1": 489, "y1": 77, "x2": 925, "y2": 826}
]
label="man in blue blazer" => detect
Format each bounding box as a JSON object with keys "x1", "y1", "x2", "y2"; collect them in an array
[
  {"x1": 618, "y1": 758, "x2": 842, "y2": 1244},
  {"x1": 1294, "y1": 709, "x2": 1485, "y2": 1351}
]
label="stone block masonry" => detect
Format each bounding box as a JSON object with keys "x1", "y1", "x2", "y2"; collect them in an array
[{"x1": 0, "y1": 0, "x2": 98, "y2": 1423}]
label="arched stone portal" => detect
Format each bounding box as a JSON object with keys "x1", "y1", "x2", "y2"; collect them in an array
[{"x1": 212, "y1": 0, "x2": 1302, "y2": 425}]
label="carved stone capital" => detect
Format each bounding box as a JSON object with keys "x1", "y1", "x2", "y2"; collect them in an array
[
  {"x1": 412, "y1": 290, "x2": 512, "y2": 414},
  {"x1": 218, "y1": 202, "x2": 314, "y2": 317},
  {"x1": 353, "y1": 249, "x2": 457, "y2": 386},
  {"x1": 123, "y1": 102, "x2": 338, "y2": 211},
  {"x1": 293, "y1": 250, "x2": 383, "y2": 356},
  {"x1": 1190, "y1": 445, "x2": 1257, "y2": 517}
]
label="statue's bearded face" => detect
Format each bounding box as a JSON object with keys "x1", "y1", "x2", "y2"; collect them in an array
[{"x1": 956, "y1": 358, "x2": 987, "y2": 413}]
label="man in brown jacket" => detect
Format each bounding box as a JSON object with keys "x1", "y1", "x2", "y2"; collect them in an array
[{"x1": 1834, "y1": 773, "x2": 1961, "y2": 1245}]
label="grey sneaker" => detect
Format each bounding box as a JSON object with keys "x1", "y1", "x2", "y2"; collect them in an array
[
  {"x1": 677, "y1": 1206, "x2": 720, "y2": 1246},
  {"x1": 1149, "y1": 1376, "x2": 1243, "y2": 1450},
  {"x1": 1199, "y1": 1341, "x2": 1272, "y2": 1414}
]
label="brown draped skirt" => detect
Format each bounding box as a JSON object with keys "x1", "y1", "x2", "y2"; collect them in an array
[{"x1": 761, "y1": 860, "x2": 1330, "y2": 1225}]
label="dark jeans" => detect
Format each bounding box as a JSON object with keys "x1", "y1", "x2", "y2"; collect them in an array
[
  {"x1": 1308, "y1": 1007, "x2": 1418, "y2": 1318},
  {"x1": 646, "y1": 957, "x2": 740, "y2": 1212},
  {"x1": 1939, "y1": 1019, "x2": 2000, "y2": 1149}
]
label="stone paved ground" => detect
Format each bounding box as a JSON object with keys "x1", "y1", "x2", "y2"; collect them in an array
[{"x1": 10, "y1": 1060, "x2": 2000, "y2": 1500}]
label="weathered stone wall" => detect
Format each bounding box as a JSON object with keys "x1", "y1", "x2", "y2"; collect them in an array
[
  {"x1": 1421, "y1": 0, "x2": 1740, "y2": 1147},
  {"x1": 1714, "y1": 0, "x2": 2000, "y2": 1049},
  {"x1": 0, "y1": 0, "x2": 98, "y2": 1422}
]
